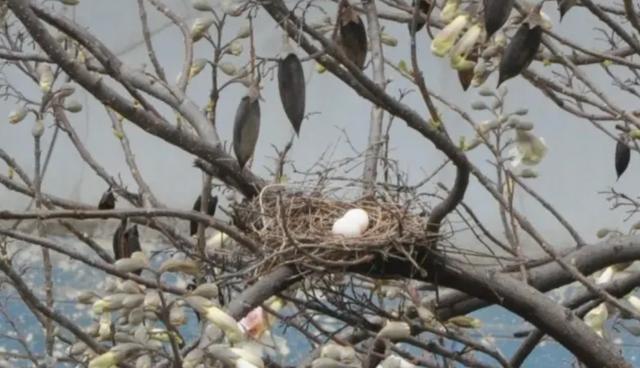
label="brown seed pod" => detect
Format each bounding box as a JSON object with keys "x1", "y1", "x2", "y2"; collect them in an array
[
  {"x1": 458, "y1": 50, "x2": 478, "y2": 91},
  {"x1": 98, "y1": 186, "x2": 116, "y2": 210},
  {"x1": 112, "y1": 221, "x2": 143, "y2": 275},
  {"x1": 190, "y1": 194, "x2": 218, "y2": 236},
  {"x1": 497, "y1": 22, "x2": 542, "y2": 86},
  {"x1": 278, "y1": 53, "x2": 306, "y2": 135},
  {"x1": 557, "y1": 0, "x2": 576, "y2": 20},
  {"x1": 483, "y1": 0, "x2": 514, "y2": 38},
  {"x1": 337, "y1": 2, "x2": 367, "y2": 69},
  {"x1": 615, "y1": 138, "x2": 631, "y2": 180},
  {"x1": 408, "y1": 0, "x2": 432, "y2": 33},
  {"x1": 233, "y1": 86, "x2": 261, "y2": 169}
]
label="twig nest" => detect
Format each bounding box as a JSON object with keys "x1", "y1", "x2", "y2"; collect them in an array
[
  {"x1": 332, "y1": 208, "x2": 370, "y2": 237},
  {"x1": 233, "y1": 189, "x2": 433, "y2": 274}
]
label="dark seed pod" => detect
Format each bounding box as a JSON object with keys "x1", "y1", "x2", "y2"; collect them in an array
[
  {"x1": 113, "y1": 222, "x2": 143, "y2": 274},
  {"x1": 615, "y1": 139, "x2": 631, "y2": 180},
  {"x1": 497, "y1": 22, "x2": 542, "y2": 86},
  {"x1": 408, "y1": 0, "x2": 432, "y2": 33},
  {"x1": 338, "y1": 2, "x2": 367, "y2": 69},
  {"x1": 483, "y1": 0, "x2": 514, "y2": 38},
  {"x1": 98, "y1": 186, "x2": 116, "y2": 210},
  {"x1": 190, "y1": 194, "x2": 218, "y2": 236},
  {"x1": 233, "y1": 87, "x2": 261, "y2": 169},
  {"x1": 557, "y1": 0, "x2": 576, "y2": 20},
  {"x1": 458, "y1": 50, "x2": 478, "y2": 91},
  {"x1": 278, "y1": 53, "x2": 306, "y2": 135}
]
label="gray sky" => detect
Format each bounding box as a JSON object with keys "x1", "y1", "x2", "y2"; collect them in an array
[{"x1": 0, "y1": 1, "x2": 634, "y2": 250}]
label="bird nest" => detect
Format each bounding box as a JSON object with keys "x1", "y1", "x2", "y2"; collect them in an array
[{"x1": 233, "y1": 186, "x2": 432, "y2": 273}]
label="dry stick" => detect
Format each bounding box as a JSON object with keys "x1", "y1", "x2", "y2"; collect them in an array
[
  {"x1": 32, "y1": 113, "x2": 55, "y2": 356},
  {"x1": 0, "y1": 228, "x2": 185, "y2": 296},
  {"x1": 137, "y1": 0, "x2": 166, "y2": 82},
  {"x1": 0, "y1": 257, "x2": 105, "y2": 355},
  {"x1": 510, "y1": 270, "x2": 640, "y2": 367},
  {"x1": 145, "y1": 0, "x2": 192, "y2": 92},
  {"x1": 106, "y1": 109, "x2": 162, "y2": 208},
  {"x1": 0, "y1": 144, "x2": 114, "y2": 262},
  {"x1": 540, "y1": 35, "x2": 640, "y2": 131},
  {"x1": 360, "y1": 0, "x2": 385, "y2": 195},
  {"x1": 470, "y1": 167, "x2": 640, "y2": 321},
  {"x1": 507, "y1": 171, "x2": 586, "y2": 247},
  {"x1": 197, "y1": 175, "x2": 212, "y2": 265},
  {"x1": 29, "y1": 4, "x2": 261, "y2": 197},
  {"x1": 624, "y1": 0, "x2": 640, "y2": 35},
  {"x1": 0, "y1": 208, "x2": 261, "y2": 254},
  {"x1": 55, "y1": 104, "x2": 193, "y2": 249},
  {"x1": 155, "y1": 275, "x2": 183, "y2": 368},
  {"x1": 579, "y1": 0, "x2": 640, "y2": 54}
]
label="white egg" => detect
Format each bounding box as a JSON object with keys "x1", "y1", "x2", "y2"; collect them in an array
[
  {"x1": 343, "y1": 208, "x2": 369, "y2": 233},
  {"x1": 332, "y1": 208, "x2": 369, "y2": 237},
  {"x1": 331, "y1": 217, "x2": 361, "y2": 237}
]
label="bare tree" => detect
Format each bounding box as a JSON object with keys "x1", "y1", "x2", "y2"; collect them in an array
[{"x1": 1, "y1": 0, "x2": 640, "y2": 367}]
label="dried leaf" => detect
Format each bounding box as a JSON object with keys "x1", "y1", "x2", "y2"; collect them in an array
[
  {"x1": 408, "y1": 0, "x2": 432, "y2": 33},
  {"x1": 497, "y1": 22, "x2": 542, "y2": 86},
  {"x1": 557, "y1": 0, "x2": 576, "y2": 19},
  {"x1": 98, "y1": 187, "x2": 115, "y2": 210},
  {"x1": 615, "y1": 139, "x2": 631, "y2": 180},
  {"x1": 458, "y1": 50, "x2": 478, "y2": 90},
  {"x1": 337, "y1": 2, "x2": 367, "y2": 69},
  {"x1": 190, "y1": 194, "x2": 218, "y2": 236},
  {"x1": 233, "y1": 86, "x2": 261, "y2": 168},
  {"x1": 278, "y1": 53, "x2": 306, "y2": 135},
  {"x1": 483, "y1": 0, "x2": 514, "y2": 38}
]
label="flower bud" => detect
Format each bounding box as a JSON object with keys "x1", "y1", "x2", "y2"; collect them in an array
[
  {"x1": 205, "y1": 306, "x2": 245, "y2": 343},
  {"x1": 219, "y1": 62, "x2": 237, "y2": 76},
  {"x1": 380, "y1": 33, "x2": 398, "y2": 47},
  {"x1": 37, "y1": 64, "x2": 54, "y2": 93},
  {"x1": 8, "y1": 107, "x2": 27, "y2": 124},
  {"x1": 158, "y1": 259, "x2": 201, "y2": 276},
  {"x1": 189, "y1": 58, "x2": 207, "y2": 79},
  {"x1": 64, "y1": 99, "x2": 83, "y2": 113},
  {"x1": 377, "y1": 320, "x2": 411, "y2": 340},
  {"x1": 228, "y1": 40, "x2": 243, "y2": 56},
  {"x1": 191, "y1": 17, "x2": 215, "y2": 41},
  {"x1": 236, "y1": 26, "x2": 251, "y2": 39},
  {"x1": 446, "y1": 315, "x2": 482, "y2": 329},
  {"x1": 31, "y1": 119, "x2": 44, "y2": 138},
  {"x1": 192, "y1": 0, "x2": 212, "y2": 11}
]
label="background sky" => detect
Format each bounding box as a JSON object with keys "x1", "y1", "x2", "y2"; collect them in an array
[{"x1": 0, "y1": 0, "x2": 635, "y2": 251}]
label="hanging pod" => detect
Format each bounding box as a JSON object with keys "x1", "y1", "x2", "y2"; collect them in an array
[
  {"x1": 190, "y1": 194, "x2": 218, "y2": 236},
  {"x1": 112, "y1": 220, "x2": 143, "y2": 274},
  {"x1": 615, "y1": 138, "x2": 631, "y2": 180},
  {"x1": 98, "y1": 186, "x2": 116, "y2": 210},
  {"x1": 557, "y1": 0, "x2": 576, "y2": 19},
  {"x1": 409, "y1": 0, "x2": 433, "y2": 33},
  {"x1": 483, "y1": 0, "x2": 514, "y2": 38},
  {"x1": 337, "y1": 2, "x2": 367, "y2": 69},
  {"x1": 458, "y1": 49, "x2": 478, "y2": 91},
  {"x1": 278, "y1": 49, "x2": 306, "y2": 135},
  {"x1": 497, "y1": 5, "x2": 545, "y2": 86},
  {"x1": 233, "y1": 85, "x2": 261, "y2": 169}
]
